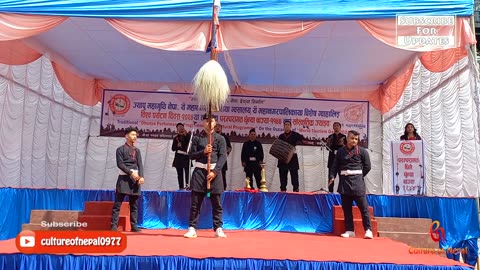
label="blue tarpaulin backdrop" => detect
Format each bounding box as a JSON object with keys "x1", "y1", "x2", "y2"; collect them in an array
[
  {"x1": 0, "y1": 188, "x2": 478, "y2": 265},
  {"x1": 0, "y1": 0, "x2": 473, "y2": 20}
]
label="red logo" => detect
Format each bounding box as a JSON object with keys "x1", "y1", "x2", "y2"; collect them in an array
[
  {"x1": 429, "y1": 221, "x2": 446, "y2": 242},
  {"x1": 344, "y1": 104, "x2": 363, "y2": 123},
  {"x1": 400, "y1": 141, "x2": 415, "y2": 155},
  {"x1": 108, "y1": 94, "x2": 130, "y2": 115}
]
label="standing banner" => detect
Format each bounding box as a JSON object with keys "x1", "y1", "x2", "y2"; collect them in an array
[
  {"x1": 100, "y1": 89, "x2": 370, "y2": 147},
  {"x1": 391, "y1": 140, "x2": 426, "y2": 195}
]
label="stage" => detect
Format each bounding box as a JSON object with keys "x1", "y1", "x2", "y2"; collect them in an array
[
  {"x1": 0, "y1": 229, "x2": 473, "y2": 269},
  {"x1": 0, "y1": 188, "x2": 479, "y2": 269}
]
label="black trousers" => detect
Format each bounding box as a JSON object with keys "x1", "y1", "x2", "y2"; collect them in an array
[
  {"x1": 175, "y1": 167, "x2": 189, "y2": 189},
  {"x1": 111, "y1": 192, "x2": 139, "y2": 229},
  {"x1": 340, "y1": 194, "x2": 372, "y2": 232},
  {"x1": 222, "y1": 166, "x2": 227, "y2": 190},
  {"x1": 246, "y1": 168, "x2": 262, "y2": 189},
  {"x1": 279, "y1": 167, "x2": 299, "y2": 192},
  {"x1": 188, "y1": 191, "x2": 223, "y2": 231}
]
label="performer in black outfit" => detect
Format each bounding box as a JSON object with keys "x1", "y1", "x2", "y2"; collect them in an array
[
  {"x1": 111, "y1": 127, "x2": 144, "y2": 232},
  {"x1": 171, "y1": 123, "x2": 191, "y2": 190},
  {"x1": 329, "y1": 130, "x2": 373, "y2": 239},
  {"x1": 215, "y1": 124, "x2": 231, "y2": 190},
  {"x1": 326, "y1": 122, "x2": 347, "y2": 192},
  {"x1": 184, "y1": 114, "x2": 227, "y2": 238},
  {"x1": 277, "y1": 120, "x2": 313, "y2": 192},
  {"x1": 241, "y1": 128, "x2": 264, "y2": 189}
]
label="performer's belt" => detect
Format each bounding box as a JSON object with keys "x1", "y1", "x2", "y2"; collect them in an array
[
  {"x1": 195, "y1": 162, "x2": 216, "y2": 170},
  {"x1": 176, "y1": 150, "x2": 188, "y2": 155},
  {"x1": 340, "y1": 169, "x2": 362, "y2": 176},
  {"x1": 119, "y1": 169, "x2": 138, "y2": 176}
]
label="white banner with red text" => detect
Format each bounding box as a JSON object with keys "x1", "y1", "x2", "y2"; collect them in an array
[
  {"x1": 100, "y1": 90, "x2": 370, "y2": 147},
  {"x1": 391, "y1": 140, "x2": 426, "y2": 195}
]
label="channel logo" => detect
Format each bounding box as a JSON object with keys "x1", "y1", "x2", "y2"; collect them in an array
[
  {"x1": 20, "y1": 236, "x2": 35, "y2": 247},
  {"x1": 429, "y1": 220, "x2": 446, "y2": 242},
  {"x1": 16, "y1": 230, "x2": 36, "y2": 249}
]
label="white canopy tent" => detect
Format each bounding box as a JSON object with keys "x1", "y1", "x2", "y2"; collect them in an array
[
  {"x1": 0, "y1": 16, "x2": 478, "y2": 196},
  {"x1": 24, "y1": 18, "x2": 416, "y2": 91}
]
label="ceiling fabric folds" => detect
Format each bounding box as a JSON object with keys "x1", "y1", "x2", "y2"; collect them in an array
[{"x1": 0, "y1": 0, "x2": 473, "y2": 20}]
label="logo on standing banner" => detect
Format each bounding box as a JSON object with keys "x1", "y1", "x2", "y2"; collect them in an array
[
  {"x1": 399, "y1": 141, "x2": 415, "y2": 155},
  {"x1": 108, "y1": 94, "x2": 130, "y2": 115},
  {"x1": 429, "y1": 221, "x2": 446, "y2": 242}
]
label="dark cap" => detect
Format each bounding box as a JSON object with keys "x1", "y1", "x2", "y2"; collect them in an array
[{"x1": 202, "y1": 113, "x2": 217, "y2": 120}]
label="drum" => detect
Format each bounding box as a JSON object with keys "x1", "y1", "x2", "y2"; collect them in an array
[{"x1": 269, "y1": 139, "x2": 296, "y2": 164}]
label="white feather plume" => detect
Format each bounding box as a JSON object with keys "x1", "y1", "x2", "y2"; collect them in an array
[{"x1": 192, "y1": 60, "x2": 230, "y2": 111}]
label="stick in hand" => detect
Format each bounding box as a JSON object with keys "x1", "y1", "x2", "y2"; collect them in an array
[{"x1": 204, "y1": 141, "x2": 215, "y2": 197}]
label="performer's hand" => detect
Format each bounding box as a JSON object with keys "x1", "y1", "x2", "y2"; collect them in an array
[
  {"x1": 203, "y1": 144, "x2": 213, "y2": 155},
  {"x1": 326, "y1": 137, "x2": 332, "y2": 145},
  {"x1": 131, "y1": 172, "x2": 140, "y2": 180},
  {"x1": 138, "y1": 178, "x2": 145, "y2": 184},
  {"x1": 242, "y1": 162, "x2": 246, "y2": 167},
  {"x1": 328, "y1": 178, "x2": 334, "y2": 186},
  {"x1": 207, "y1": 171, "x2": 217, "y2": 182}
]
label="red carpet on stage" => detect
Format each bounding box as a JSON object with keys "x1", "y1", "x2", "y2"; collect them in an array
[{"x1": 0, "y1": 229, "x2": 469, "y2": 268}]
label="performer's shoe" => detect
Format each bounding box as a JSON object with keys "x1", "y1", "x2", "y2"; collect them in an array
[
  {"x1": 184, "y1": 227, "x2": 197, "y2": 238},
  {"x1": 215, "y1": 228, "x2": 227, "y2": 238},
  {"x1": 131, "y1": 227, "x2": 142, "y2": 232},
  {"x1": 364, "y1": 229, "x2": 373, "y2": 239},
  {"x1": 110, "y1": 226, "x2": 118, "y2": 231},
  {"x1": 340, "y1": 231, "x2": 356, "y2": 238}
]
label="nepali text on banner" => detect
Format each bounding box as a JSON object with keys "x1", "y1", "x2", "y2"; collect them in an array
[
  {"x1": 391, "y1": 140, "x2": 426, "y2": 195},
  {"x1": 100, "y1": 90, "x2": 370, "y2": 147}
]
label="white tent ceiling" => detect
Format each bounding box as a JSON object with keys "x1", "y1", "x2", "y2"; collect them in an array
[{"x1": 24, "y1": 17, "x2": 417, "y2": 92}]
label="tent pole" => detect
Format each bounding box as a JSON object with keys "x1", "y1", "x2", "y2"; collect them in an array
[{"x1": 470, "y1": 14, "x2": 478, "y2": 66}]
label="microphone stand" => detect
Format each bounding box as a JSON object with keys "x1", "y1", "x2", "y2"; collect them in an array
[
  {"x1": 312, "y1": 140, "x2": 332, "y2": 193},
  {"x1": 418, "y1": 163, "x2": 424, "y2": 195},
  {"x1": 394, "y1": 155, "x2": 400, "y2": 195},
  {"x1": 316, "y1": 139, "x2": 332, "y2": 152}
]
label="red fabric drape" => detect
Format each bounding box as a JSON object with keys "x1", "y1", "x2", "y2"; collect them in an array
[{"x1": 420, "y1": 47, "x2": 467, "y2": 73}]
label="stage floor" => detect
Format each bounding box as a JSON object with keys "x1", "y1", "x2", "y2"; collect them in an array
[{"x1": 0, "y1": 229, "x2": 469, "y2": 269}]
